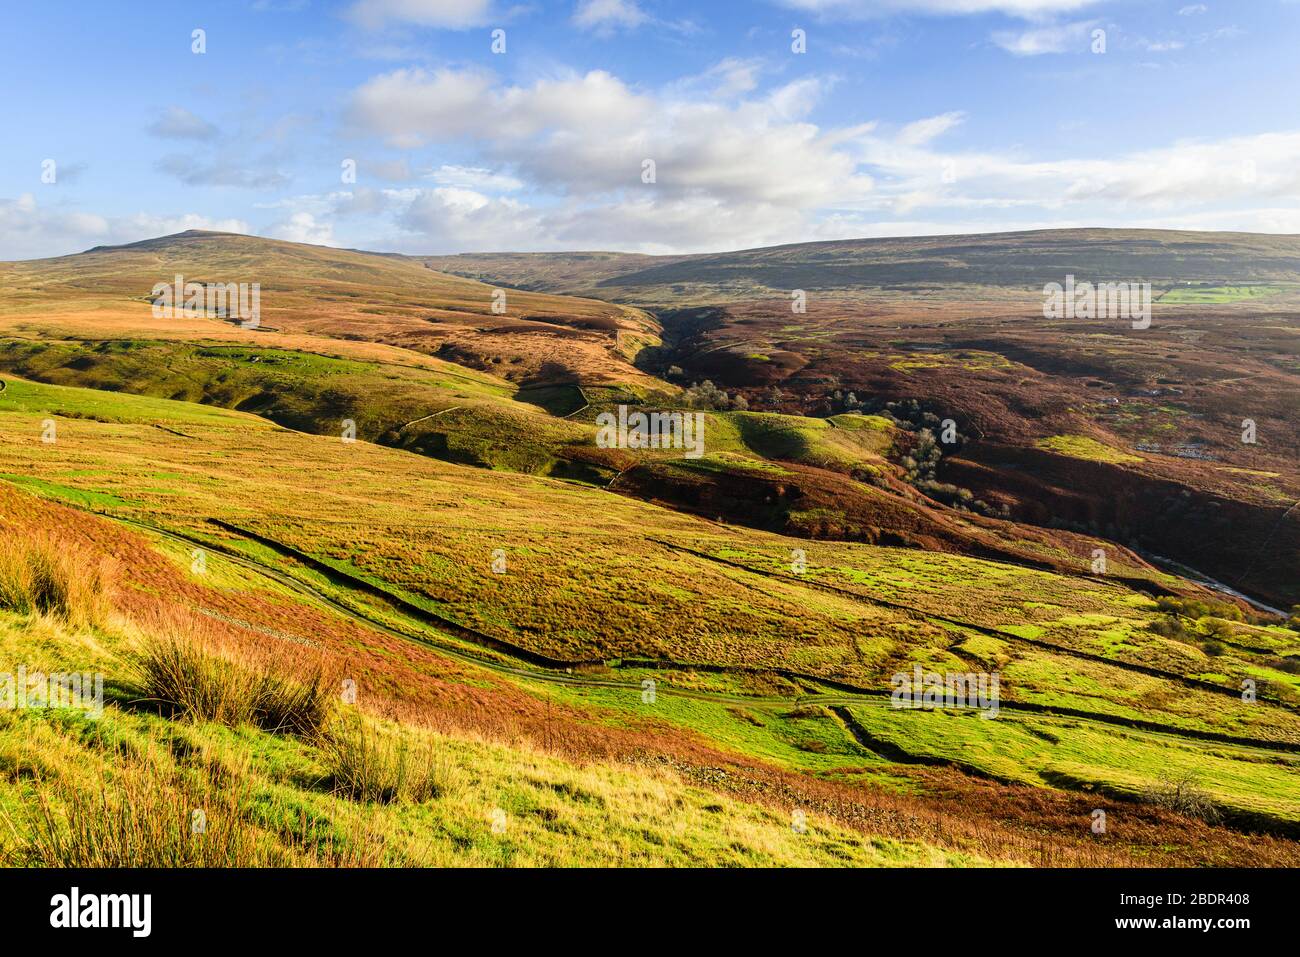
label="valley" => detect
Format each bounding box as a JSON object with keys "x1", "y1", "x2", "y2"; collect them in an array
[{"x1": 0, "y1": 228, "x2": 1297, "y2": 867}]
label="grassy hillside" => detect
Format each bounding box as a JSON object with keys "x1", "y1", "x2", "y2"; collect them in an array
[
  {"x1": 0, "y1": 230, "x2": 661, "y2": 387},
  {"x1": 1, "y1": 376, "x2": 1299, "y2": 864},
  {"x1": 0, "y1": 336, "x2": 1160, "y2": 586},
  {"x1": 424, "y1": 230, "x2": 1299, "y2": 611},
  {"x1": 0, "y1": 573, "x2": 968, "y2": 867},
  {"x1": 1, "y1": 227, "x2": 1298, "y2": 868}
]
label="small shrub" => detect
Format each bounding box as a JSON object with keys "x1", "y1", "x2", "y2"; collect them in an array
[
  {"x1": 1141, "y1": 773, "x2": 1222, "y2": 825},
  {"x1": 1148, "y1": 614, "x2": 1195, "y2": 641},
  {"x1": 1155, "y1": 595, "x2": 1244, "y2": 623}
]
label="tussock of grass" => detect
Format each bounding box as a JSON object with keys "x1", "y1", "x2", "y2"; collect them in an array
[
  {"x1": 318, "y1": 717, "x2": 453, "y2": 804},
  {"x1": 0, "y1": 534, "x2": 113, "y2": 629},
  {"x1": 1, "y1": 746, "x2": 382, "y2": 867},
  {"x1": 132, "y1": 609, "x2": 333, "y2": 736},
  {"x1": 9, "y1": 755, "x2": 263, "y2": 867}
]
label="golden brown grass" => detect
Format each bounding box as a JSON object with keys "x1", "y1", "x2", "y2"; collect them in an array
[
  {"x1": 0, "y1": 533, "x2": 113, "y2": 629},
  {"x1": 0, "y1": 231, "x2": 660, "y2": 387},
  {"x1": 130, "y1": 608, "x2": 334, "y2": 736}
]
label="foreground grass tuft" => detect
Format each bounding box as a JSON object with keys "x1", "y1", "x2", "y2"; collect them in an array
[
  {"x1": 132, "y1": 610, "x2": 333, "y2": 736},
  {"x1": 1, "y1": 746, "x2": 382, "y2": 867},
  {"x1": 0, "y1": 534, "x2": 113, "y2": 629},
  {"x1": 318, "y1": 717, "x2": 452, "y2": 805}
]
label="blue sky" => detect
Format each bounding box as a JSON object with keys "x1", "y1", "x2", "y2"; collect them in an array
[{"x1": 1, "y1": 0, "x2": 1297, "y2": 259}]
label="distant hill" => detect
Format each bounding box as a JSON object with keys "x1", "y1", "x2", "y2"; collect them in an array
[
  {"x1": 0, "y1": 230, "x2": 660, "y2": 386},
  {"x1": 416, "y1": 228, "x2": 1300, "y2": 304}
]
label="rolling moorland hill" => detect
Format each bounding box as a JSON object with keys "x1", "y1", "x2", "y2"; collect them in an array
[
  {"x1": 0, "y1": 231, "x2": 1224, "y2": 597},
  {"x1": 430, "y1": 229, "x2": 1300, "y2": 612},
  {"x1": 0, "y1": 230, "x2": 660, "y2": 387},
  {"x1": 418, "y1": 229, "x2": 1300, "y2": 303},
  {"x1": 0, "y1": 228, "x2": 1298, "y2": 866}
]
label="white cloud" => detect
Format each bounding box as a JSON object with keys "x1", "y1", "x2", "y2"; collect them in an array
[
  {"x1": 772, "y1": 0, "x2": 1104, "y2": 20},
  {"x1": 705, "y1": 58, "x2": 763, "y2": 97},
  {"x1": 348, "y1": 67, "x2": 868, "y2": 207},
  {"x1": 426, "y1": 165, "x2": 524, "y2": 191},
  {"x1": 148, "y1": 106, "x2": 218, "y2": 140},
  {"x1": 573, "y1": 0, "x2": 649, "y2": 32},
  {"x1": 349, "y1": 68, "x2": 652, "y2": 149},
  {"x1": 176, "y1": 115, "x2": 1300, "y2": 256},
  {"x1": 665, "y1": 58, "x2": 767, "y2": 102},
  {"x1": 0, "y1": 193, "x2": 247, "y2": 260},
  {"x1": 347, "y1": 0, "x2": 493, "y2": 30},
  {"x1": 1178, "y1": 4, "x2": 1208, "y2": 15},
  {"x1": 991, "y1": 19, "x2": 1096, "y2": 55},
  {"x1": 897, "y1": 111, "x2": 965, "y2": 146},
  {"x1": 338, "y1": 60, "x2": 1300, "y2": 253},
  {"x1": 845, "y1": 127, "x2": 1300, "y2": 222},
  {"x1": 264, "y1": 211, "x2": 335, "y2": 245},
  {"x1": 117, "y1": 211, "x2": 249, "y2": 239},
  {"x1": 399, "y1": 187, "x2": 541, "y2": 250}
]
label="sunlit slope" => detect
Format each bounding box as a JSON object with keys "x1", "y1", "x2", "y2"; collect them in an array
[
  {"x1": 423, "y1": 229, "x2": 1300, "y2": 610},
  {"x1": 0, "y1": 489, "x2": 996, "y2": 868},
  {"x1": 0, "y1": 230, "x2": 661, "y2": 385},
  {"x1": 20, "y1": 477, "x2": 1278, "y2": 867},
  {"x1": 3, "y1": 377, "x2": 1299, "y2": 740},
  {"x1": 0, "y1": 342, "x2": 1187, "y2": 589}
]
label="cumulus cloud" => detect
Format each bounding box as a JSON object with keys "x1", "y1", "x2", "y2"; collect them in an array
[
  {"x1": 399, "y1": 187, "x2": 541, "y2": 249},
  {"x1": 0, "y1": 193, "x2": 247, "y2": 260},
  {"x1": 264, "y1": 211, "x2": 335, "y2": 244},
  {"x1": 348, "y1": 68, "x2": 650, "y2": 149},
  {"x1": 347, "y1": 67, "x2": 870, "y2": 208},
  {"x1": 334, "y1": 60, "x2": 1300, "y2": 253},
  {"x1": 189, "y1": 117, "x2": 1300, "y2": 256},
  {"x1": 387, "y1": 189, "x2": 823, "y2": 254}
]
